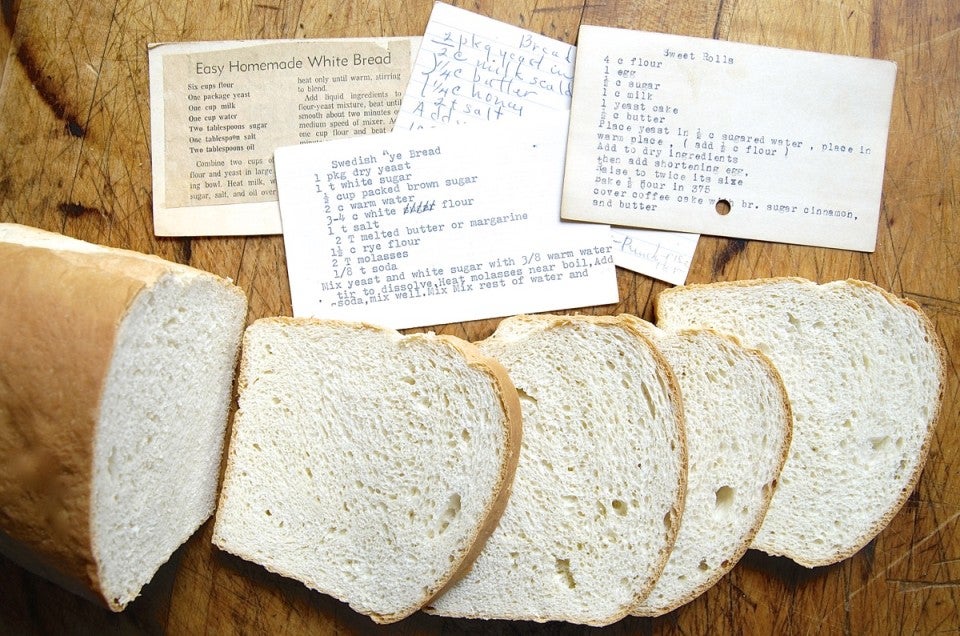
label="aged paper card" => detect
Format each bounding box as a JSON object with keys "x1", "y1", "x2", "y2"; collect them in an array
[
  {"x1": 562, "y1": 25, "x2": 897, "y2": 252},
  {"x1": 275, "y1": 112, "x2": 617, "y2": 330},
  {"x1": 610, "y1": 228, "x2": 698, "y2": 286},
  {"x1": 148, "y1": 37, "x2": 417, "y2": 236},
  {"x1": 394, "y1": 2, "x2": 696, "y2": 283},
  {"x1": 393, "y1": 1, "x2": 575, "y2": 130}
]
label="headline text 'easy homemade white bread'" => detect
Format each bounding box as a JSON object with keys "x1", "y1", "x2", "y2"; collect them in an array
[
  {"x1": 0, "y1": 223, "x2": 248, "y2": 610},
  {"x1": 655, "y1": 277, "x2": 945, "y2": 568},
  {"x1": 212, "y1": 318, "x2": 522, "y2": 624}
]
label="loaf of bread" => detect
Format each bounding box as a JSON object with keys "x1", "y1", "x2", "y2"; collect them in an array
[
  {"x1": 0, "y1": 223, "x2": 248, "y2": 610},
  {"x1": 212, "y1": 318, "x2": 522, "y2": 623},
  {"x1": 622, "y1": 318, "x2": 793, "y2": 616},
  {"x1": 425, "y1": 314, "x2": 687, "y2": 625},
  {"x1": 656, "y1": 277, "x2": 945, "y2": 567}
]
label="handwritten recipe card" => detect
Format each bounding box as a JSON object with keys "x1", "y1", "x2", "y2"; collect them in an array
[
  {"x1": 393, "y1": 1, "x2": 575, "y2": 130},
  {"x1": 149, "y1": 37, "x2": 418, "y2": 236},
  {"x1": 394, "y1": 1, "x2": 697, "y2": 284},
  {"x1": 563, "y1": 26, "x2": 897, "y2": 251},
  {"x1": 275, "y1": 112, "x2": 617, "y2": 330}
]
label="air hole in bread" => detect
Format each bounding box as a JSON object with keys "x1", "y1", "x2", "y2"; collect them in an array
[
  {"x1": 554, "y1": 558, "x2": 576, "y2": 589},
  {"x1": 698, "y1": 559, "x2": 709, "y2": 571},
  {"x1": 611, "y1": 499, "x2": 628, "y2": 516},
  {"x1": 435, "y1": 493, "x2": 461, "y2": 536},
  {"x1": 715, "y1": 485, "x2": 735, "y2": 512},
  {"x1": 517, "y1": 388, "x2": 537, "y2": 406},
  {"x1": 640, "y1": 382, "x2": 658, "y2": 419},
  {"x1": 870, "y1": 436, "x2": 890, "y2": 452},
  {"x1": 106, "y1": 447, "x2": 119, "y2": 478}
]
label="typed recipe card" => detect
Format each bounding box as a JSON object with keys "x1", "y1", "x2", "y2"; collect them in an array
[
  {"x1": 393, "y1": 1, "x2": 698, "y2": 285},
  {"x1": 563, "y1": 26, "x2": 897, "y2": 251},
  {"x1": 149, "y1": 37, "x2": 418, "y2": 236},
  {"x1": 275, "y1": 111, "x2": 617, "y2": 330}
]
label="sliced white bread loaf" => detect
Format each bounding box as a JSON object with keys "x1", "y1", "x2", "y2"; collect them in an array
[
  {"x1": 656, "y1": 277, "x2": 945, "y2": 567},
  {"x1": 425, "y1": 314, "x2": 687, "y2": 625},
  {"x1": 212, "y1": 318, "x2": 522, "y2": 624},
  {"x1": 622, "y1": 317, "x2": 793, "y2": 616},
  {"x1": 0, "y1": 222, "x2": 247, "y2": 610}
]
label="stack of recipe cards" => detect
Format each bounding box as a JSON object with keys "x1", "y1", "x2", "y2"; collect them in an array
[
  {"x1": 273, "y1": 4, "x2": 623, "y2": 329},
  {"x1": 389, "y1": 2, "x2": 699, "y2": 286},
  {"x1": 148, "y1": 2, "x2": 897, "y2": 330}
]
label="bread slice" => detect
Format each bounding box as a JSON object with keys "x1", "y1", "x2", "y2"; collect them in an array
[
  {"x1": 211, "y1": 318, "x2": 522, "y2": 624},
  {"x1": 655, "y1": 277, "x2": 946, "y2": 567},
  {"x1": 0, "y1": 223, "x2": 247, "y2": 610},
  {"x1": 425, "y1": 314, "x2": 686, "y2": 626},
  {"x1": 621, "y1": 317, "x2": 793, "y2": 615}
]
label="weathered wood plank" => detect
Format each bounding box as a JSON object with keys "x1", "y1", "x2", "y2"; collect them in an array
[{"x1": 0, "y1": 0, "x2": 957, "y2": 633}]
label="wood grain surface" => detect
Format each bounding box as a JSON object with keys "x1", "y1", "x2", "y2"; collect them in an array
[{"x1": 1, "y1": 0, "x2": 958, "y2": 633}]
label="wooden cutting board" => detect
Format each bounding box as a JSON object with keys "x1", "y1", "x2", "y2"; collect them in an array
[{"x1": 1, "y1": 0, "x2": 957, "y2": 633}]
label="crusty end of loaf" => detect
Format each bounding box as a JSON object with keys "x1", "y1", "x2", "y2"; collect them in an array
[
  {"x1": 0, "y1": 223, "x2": 248, "y2": 611},
  {"x1": 91, "y1": 271, "x2": 247, "y2": 610}
]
